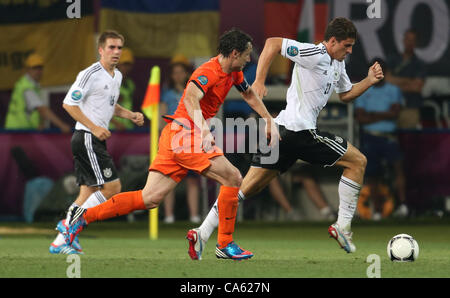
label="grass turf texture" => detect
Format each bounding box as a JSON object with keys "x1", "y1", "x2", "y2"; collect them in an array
[{"x1": 0, "y1": 219, "x2": 449, "y2": 278}]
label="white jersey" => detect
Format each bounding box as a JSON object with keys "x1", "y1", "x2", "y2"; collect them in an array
[
  {"x1": 63, "y1": 62, "x2": 122, "y2": 132},
  {"x1": 274, "y1": 39, "x2": 353, "y2": 131}
]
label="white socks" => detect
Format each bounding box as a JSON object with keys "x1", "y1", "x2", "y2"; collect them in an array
[
  {"x1": 198, "y1": 190, "x2": 246, "y2": 242},
  {"x1": 52, "y1": 191, "x2": 107, "y2": 246},
  {"x1": 197, "y1": 176, "x2": 361, "y2": 242},
  {"x1": 81, "y1": 191, "x2": 107, "y2": 209},
  {"x1": 336, "y1": 176, "x2": 361, "y2": 232}
]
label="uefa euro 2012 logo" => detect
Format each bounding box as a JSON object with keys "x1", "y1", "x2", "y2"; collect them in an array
[{"x1": 66, "y1": 0, "x2": 81, "y2": 19}]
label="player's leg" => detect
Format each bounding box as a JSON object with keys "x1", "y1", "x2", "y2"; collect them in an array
[
  {"x1": 329, "y1": 142, "x2": 367, "y2": 253},
  {"x1": 334, "y1": 142, "x2": 366, "y2": 225},
  {"x1": 187, "y1": 166, "x2": 278, "y2": 260},
  {"x1": 79, "y1": 179, "x2": 122, "y2": 208},
  {"x1": 201, "y1": 155, "x2": 242, "y2": 249},
  {"x1": 163, "y1": 190, "x2": 176, "y2": 223},
  {"x1": 50, "y1": 185, "x2": 95, "y2": 254},
  {"x1": 186, "y1": 174, "x2": 200, "y2": 223},
  {"x1": 83, "y1": 170, "x2": 177, "y2": 224},
  {"x1": 65, "y1": 170, "x2": 178, "y2": 245},
  {"x1": 195, "y1": 166, "x2": 277, "y2": 241},
  {"x1": 51, "y1": 129, "x2": 122, "y2": 253},
  {"x1": 186, "y1": 124, "x2": 294, "y2": 260}
]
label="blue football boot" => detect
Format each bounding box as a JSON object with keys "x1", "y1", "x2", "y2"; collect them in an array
[
  {"x1": 57, "y1": 219, "x2": 83, "y2": 253},
  {"x1": 215, "y1": 241, "x2": 254, "y2": 260}
]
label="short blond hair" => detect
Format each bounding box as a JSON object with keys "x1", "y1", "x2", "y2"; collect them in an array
[{"x1": 98, "y1": 30, "x2": 125, "y2": 48}]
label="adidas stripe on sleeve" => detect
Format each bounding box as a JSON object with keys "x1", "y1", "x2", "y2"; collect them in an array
[
  {"x1": 281, "y1": 38, "x2": 325, "y2": 69},
  {"x1": 63, "y1": 63, "x2": 101, "y2": 106}
]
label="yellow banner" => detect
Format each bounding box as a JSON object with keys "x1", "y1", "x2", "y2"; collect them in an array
[
  {"x1": 0, "y1": 16, "x2": 96, "y2": 90},
  {"x1": 100, "y1": 8, "x2": 219, "y2": 59}
]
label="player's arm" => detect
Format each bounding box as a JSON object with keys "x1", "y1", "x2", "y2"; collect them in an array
[
  {"x1": 62, "y1": 104, "x2": 111, "y2": 141},
  {"x1": 339, "y1": 62, "x2": 384, "y2": 103},
  {"x1": 182, "y1": 82, "x2": 215, "y2": 151},
  {"x1": 240, "y1": 87, "x2": 281, "y2": 145},
  {"x1": 252, "y1": 37, "x2": 283, "y2": 99},
  {"x1": 114, "y1": 103, "x2": 144, "y2": 126}
]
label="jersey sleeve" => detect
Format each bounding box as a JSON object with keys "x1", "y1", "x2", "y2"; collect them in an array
[
  {"x1": 63, "y1": 69, "x2": 95, "y2": 106},
  {"x1": 335, "y1": 63, "x2": 353, "y2": 94},
  {"x1": 281, "y1": 38, "x2": 324, "y2": 69},
  {"x1": 232, "y1": 71, "x2": 250, "y2": 93},
  {"x1": 189, "y1": 68, "x2": 218, "y2": 95}
]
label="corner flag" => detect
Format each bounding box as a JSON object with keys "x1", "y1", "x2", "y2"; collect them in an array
[{"x1": 141, "y1": 66, "x2": 160, "y2": 240}]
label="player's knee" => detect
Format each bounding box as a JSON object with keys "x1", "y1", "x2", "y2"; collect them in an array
[
  {"x1": 226, "y1": 168, "x2": 243, "y2": 188},
  {"x1": 102, "y1": 180, "x2": 122, "y2": 198},
  {"x1": 359, "y1": 153, "x2": 367, "y2": 169},
  {"x1": 141, "y1": 190, "x2": 164, "y2": 209},
  {"x1": 353, "y1": 153, "x2": 367, "y2": 174}
]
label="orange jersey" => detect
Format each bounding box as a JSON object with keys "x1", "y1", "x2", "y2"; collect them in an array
[{"x1": 169, "y1": 56, "x2": 248, "y2": 127}]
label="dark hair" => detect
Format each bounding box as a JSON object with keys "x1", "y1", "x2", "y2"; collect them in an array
[
  {"x1": 218, "y1": 28, "x2": 253, "y2": 57},
  {"x1": 168, "y1": 62, "x2": 190, "y2": 90},
  {"x1": 98, "y1": 30, "x2": 124, "y2": 48},
  {"x1": 324, "y1": 17, "x2": 357, "y2": 42}
]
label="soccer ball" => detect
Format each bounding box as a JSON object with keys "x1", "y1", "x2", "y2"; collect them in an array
[{"x1": 387, "y1": 234, "x2": 419, "y2": 262}]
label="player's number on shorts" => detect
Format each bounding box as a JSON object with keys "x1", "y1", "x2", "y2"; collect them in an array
[{"x1": 324, "y1": 83, "x2": 332, "y2": 95}]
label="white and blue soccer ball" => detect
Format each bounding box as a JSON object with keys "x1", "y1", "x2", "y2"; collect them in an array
[{"x1": 387, "y1": 234, "x2": 419, "y2": 262}]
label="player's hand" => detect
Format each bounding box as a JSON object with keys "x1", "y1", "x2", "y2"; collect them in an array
[
  {"x1": 251, "y1": 81, "x2": 268, "y2": 99},
  {"x1": 92, "y1": 126, "x2": 111, "y2": 141},
  {"x1": 368, "y1": 62, "x2": 384, "y2": 85},
  {"x1": 265, "y1": 118, "x2": 281, "y2": 147},
  {"x1": 131, "y1": 112, "x2": 144, "y2": 126},
  {"x1": 201, "y1": 129, "x2": 216, "y2": 153}
]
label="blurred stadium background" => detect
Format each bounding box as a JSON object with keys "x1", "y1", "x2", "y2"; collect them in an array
[{"x1": 0, "y1": 0, "x2": 449, "y2": 278}]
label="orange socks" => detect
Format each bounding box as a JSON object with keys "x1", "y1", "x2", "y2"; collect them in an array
[
  {"x1": 217, "y1": 186, "x2": 239, "y2": 248},
  {"x1": 84, "y1": 190, "x2": 146, "y2": 224}
]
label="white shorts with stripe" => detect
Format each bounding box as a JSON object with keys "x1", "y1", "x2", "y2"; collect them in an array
[{"x1": 71, "y1": 130, "x2": 119, "y2": 187}]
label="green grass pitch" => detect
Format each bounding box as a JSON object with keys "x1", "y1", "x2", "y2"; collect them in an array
[{"x1": 0, "y1": 219, "x2": 449, "y2": 278}]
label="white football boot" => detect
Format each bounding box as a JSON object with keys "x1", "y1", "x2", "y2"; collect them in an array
[{"x1": 328, "y1": 223, "x2": 356, "y2": 253}]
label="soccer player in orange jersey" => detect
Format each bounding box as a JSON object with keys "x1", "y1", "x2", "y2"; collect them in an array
[{"x1": 64, "y1": 28, "x2": 280, "y2": 260}]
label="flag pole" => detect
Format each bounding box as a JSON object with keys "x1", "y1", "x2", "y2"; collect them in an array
[
  {"x1": 141, "y1": 65, "x2": 161, "y2": 240},
  {"x1": 149, "y1": 105, "x2": 159, "y2": 240}
]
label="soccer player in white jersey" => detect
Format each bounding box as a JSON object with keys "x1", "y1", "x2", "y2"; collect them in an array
[
  {"x1": 187, "y1": 17, "x2": 384, "y2": 259},
  {"x1": 49, "y1": 30, "x2": 144, "y2": 254}
]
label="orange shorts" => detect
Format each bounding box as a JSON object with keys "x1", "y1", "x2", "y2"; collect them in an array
[{"x1": 149, "y1": 121, "x2": 223, "y2": 182}]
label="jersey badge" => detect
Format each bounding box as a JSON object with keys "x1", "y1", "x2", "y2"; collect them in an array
[
  {"x1": 103, "y1": 168, "x2": 112, "y2": 178},
  {"x1": 287, "y1": 46, "x2": 299, "y2": 57},
  {"x1": 71, "y1": 90, "x2": 82, "y2": 101},
  {"x1": 197, "y1": 75, "x2": 208, "y2": 85},
  {"x1": 334, "y1": 71, "x2": 339, "y2": 80}
]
